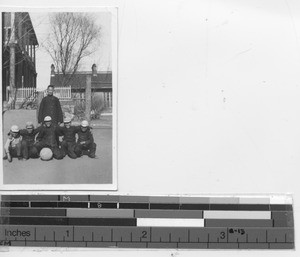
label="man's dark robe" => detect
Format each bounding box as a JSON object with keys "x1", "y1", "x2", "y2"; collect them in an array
[{"x1": 38, "y1": 95, "x2": 63, "y2": 124}]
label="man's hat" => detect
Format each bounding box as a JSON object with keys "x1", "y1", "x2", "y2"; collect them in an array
[
  {"x1": 44, "y1": 116, "x2": 52, "y2": 122},
  {"x1": 81, "y1": 120, "x2": 89, "y2": 127},
  {"x1": 11, "y1": 125, "x2": 19, "y2": 133},
  {"x1": 64, "y1": 117, "x2": 71, "y2": 123},
  {"x1": 26, "y1": 121, "x2": 34, "y2": 128}
]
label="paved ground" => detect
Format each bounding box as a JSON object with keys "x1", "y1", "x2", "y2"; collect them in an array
[{"x1": 3, "y1": 110, "x2": 113, "y2": 185}]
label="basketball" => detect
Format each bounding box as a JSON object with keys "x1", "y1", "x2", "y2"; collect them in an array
[{"x1": 40, "y1": 148, "x2": 53, "y2": 161}]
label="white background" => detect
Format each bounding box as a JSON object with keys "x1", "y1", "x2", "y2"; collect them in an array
[{"x1": 1, "y1": 0, "x2": 300, "y2": 256}]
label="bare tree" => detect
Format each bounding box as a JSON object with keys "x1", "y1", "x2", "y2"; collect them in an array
[{"x1": 43, "y1": 13, "x2": 101, "y2": 87}]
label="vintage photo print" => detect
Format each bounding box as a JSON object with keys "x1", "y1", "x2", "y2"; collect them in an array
[{"x1": 0, "y1": 8, "x2": 118, "y2": 190}]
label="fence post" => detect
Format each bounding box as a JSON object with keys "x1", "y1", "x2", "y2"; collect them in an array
[{"x1": 85, "y1": 75, "x2": 92, "y2": 122}]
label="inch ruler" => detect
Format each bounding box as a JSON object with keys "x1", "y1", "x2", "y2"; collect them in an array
[{"x1": 0, "y1": 194, "x2": 294, "y2": 249}]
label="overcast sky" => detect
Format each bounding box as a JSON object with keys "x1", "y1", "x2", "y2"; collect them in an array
[{"x1": 30, "y1": 11, "x2": 112, "y2": 90}]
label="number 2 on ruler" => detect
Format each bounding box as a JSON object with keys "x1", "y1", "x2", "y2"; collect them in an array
[{"x1": 141, "y1": 231, "x2": 148, "y2": 239}]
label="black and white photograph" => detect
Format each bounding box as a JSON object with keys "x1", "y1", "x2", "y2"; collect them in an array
[{"x1": 1, "y1": 9, "x2": 117, "y2": 190}]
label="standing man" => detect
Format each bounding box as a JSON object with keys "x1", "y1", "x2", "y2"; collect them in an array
[{"x1": 38, "y1": 85, "x2": 63, "y2": 125}]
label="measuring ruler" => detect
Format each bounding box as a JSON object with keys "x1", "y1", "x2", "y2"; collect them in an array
[{"x1": 0, "y1": 194, "x2": 294, "y2": 249}]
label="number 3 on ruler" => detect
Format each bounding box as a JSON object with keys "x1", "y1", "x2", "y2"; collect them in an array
[{"x1": 220, "y1": 232, "x2": 226, "y2": 239}]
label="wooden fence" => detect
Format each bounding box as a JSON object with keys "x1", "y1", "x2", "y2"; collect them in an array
[
  {"x1": 43, "y1": 86, "x2": 72, "y2": 100},
  {"x1": 15, "y1": 87, "x2": 36, "y2": 102},
  {"x1": 15, "y1": 86, "x2": 72, "y2": 102},
  {"x1": 15, "y1": 87, "x2": 112, "y2": 113}
]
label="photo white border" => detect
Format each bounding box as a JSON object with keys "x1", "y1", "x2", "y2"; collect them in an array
[{"x1": 0, "y1": 6, "x2": 118, "y2": 191}]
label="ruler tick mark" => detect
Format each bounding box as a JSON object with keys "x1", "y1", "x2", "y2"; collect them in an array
[
  {"x1": 227, "y1": 228, "x2": 229, "y2": 243},
  {"x1": 285, "y1": 233, "x2": 287, "y2": 243}
]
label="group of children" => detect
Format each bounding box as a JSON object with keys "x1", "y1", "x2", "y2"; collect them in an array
[{"x1": 4, "y1": 116, "x2": 97, "y2": 162}]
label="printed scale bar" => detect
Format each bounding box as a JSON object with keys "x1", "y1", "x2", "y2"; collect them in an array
[
  {"x1": 0, "y1": 217, "x2": 283, "y2": 228},
  {"x1": 1, "y1": 195, "x2": 293, "y2": 204},
  {"x1": 0, "y1": 208, "x2": 274, "y2": 219},
  {"x1": 0, "y1": 225, "x2": 294, "y2": 249},
  {"x1": 0, "y1": 201, "x2": 293, "y2": 211},
  {"x1": 2, "y1": 241, "x2": 294, "y2": 249},
  {"x1": 0, "y1": 194, "x2": 294, "y2": 250},
  {"x1": 0, "y1": 208, "x2": 293, "y2": 228}
]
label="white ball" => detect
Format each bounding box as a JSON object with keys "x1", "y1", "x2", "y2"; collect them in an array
[{"x1": 40, "y1": 148, "x2": 53, "y2": 161}]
